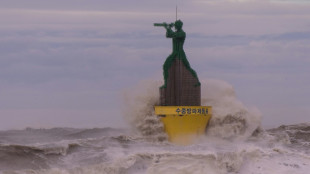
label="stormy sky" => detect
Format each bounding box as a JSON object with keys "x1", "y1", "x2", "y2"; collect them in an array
[{"x1": 0, "y1": 0, "x2": 310, "y2": 130}]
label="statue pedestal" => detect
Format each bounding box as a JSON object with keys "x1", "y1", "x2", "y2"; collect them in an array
[
  {"x1": 156, "y1": 58, "x2": 211, "y2": 145},
  {"x1": 160, "y1": 58, "x2": 201, "y2": 106}
]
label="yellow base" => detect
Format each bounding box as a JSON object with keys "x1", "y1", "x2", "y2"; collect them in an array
[
  {"x1": 160, "y1": 114, "x2": 211, "y2": 145},
  {"x1": 155, "y1": 106, "x2": 212, "y2": 145}
]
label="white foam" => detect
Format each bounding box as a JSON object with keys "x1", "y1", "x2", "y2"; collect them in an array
[
  {"x1": 5, "y1": 138, "x2": 310, "y2": 174},
  {"x1": 121, "y1": 80, "x2": 167, "y2": 141},
  {"x1": 3, "y1": 79, "x2": 310, "y2": 174},
  {"x1": 122, "y1": 78, "x2": 262, "y2": 141},
  {"x1": 201, "y1": 79, "x2": 262, "y2": 140}
]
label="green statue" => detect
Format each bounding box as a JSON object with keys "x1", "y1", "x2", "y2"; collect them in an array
[{"x1": 154, "y1": 20, "x2": 200, "y2": 88}]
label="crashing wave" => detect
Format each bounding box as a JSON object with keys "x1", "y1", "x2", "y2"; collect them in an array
[{"x1": 123, "y1": 79, "x2": 262, "y2": 141}]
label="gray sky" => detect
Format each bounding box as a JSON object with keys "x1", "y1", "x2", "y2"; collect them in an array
[{"x1": 0, "y1": 0, "x2": 310, "y2": 130}]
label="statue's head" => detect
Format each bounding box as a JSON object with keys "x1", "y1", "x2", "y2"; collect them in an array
[{"x1": 175, "y1": 20, "x2": 183, "y2": 30}]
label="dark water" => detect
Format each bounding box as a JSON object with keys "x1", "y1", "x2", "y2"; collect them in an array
[{"x1": 0, "y1": 127, "x2": 127, "y2": 172}]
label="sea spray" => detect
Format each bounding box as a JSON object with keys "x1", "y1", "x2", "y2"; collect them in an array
[
  {"x1": 122, "y1": 80, "x2": 168, "y2": 142},
  {"x1": 2, "y1": 124, "x2": 310, "y2": 173},
  {"x1": 123, "y1": 79, "x2": 262, "y2": 141},
  {"x1": 201, "y1": 79, "x2": 262, "y2": 140}
]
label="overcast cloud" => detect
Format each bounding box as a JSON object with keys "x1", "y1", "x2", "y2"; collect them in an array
[{"x1": 0, "y1": 0, "x2": 310, "y2": 130}]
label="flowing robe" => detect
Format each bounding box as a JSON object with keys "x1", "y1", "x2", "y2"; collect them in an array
[{"x1": 162, "y1": 28, "x2": 199, "y2": 88}]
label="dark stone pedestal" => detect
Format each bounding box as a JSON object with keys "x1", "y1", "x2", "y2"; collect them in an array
[{"x1": 160, "y1": 58, "x2": 201, "y2": 106}]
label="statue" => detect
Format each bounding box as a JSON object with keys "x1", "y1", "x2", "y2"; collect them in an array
[
  {"x1": 153, "y1": 19, "x2": 212, "y2": 145},
  {"x1": 154, "y1": 20, "x2": 200, "y2": 88}
]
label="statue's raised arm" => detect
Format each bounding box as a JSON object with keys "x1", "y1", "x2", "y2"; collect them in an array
[
  {"x1": 166, "y1": 20, "x2": 185, "y2": 44},
  {"x1": 154, "y1": 20, "x2": 185, "y2": 53},
  {"x1": 154, "y1": 19, "x2": 199, "y2": 88},
  {"x1": 154, "y1": 22, "x2": 174, "y2": 29}
]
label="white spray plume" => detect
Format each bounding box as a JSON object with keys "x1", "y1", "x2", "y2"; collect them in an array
[
  {"x1": 122, "y1": 78, "x2": 262, "y2": 141},
  {"x1": 201, "y1": 79, "x2": 262, "y2": 140},
  {"x1": 122, "y1": 80, "x2": 167, "y2": 141}
]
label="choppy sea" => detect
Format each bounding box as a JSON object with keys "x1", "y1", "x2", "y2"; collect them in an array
[
  {"x1": 0, "y1": 124, "x2": 310, "y2": 174},
  {"x1": 1, "y1": 79, "x2": 309, "y2": 174}
]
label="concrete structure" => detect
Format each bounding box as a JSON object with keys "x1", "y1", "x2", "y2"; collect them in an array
[{"x1": 160, "y1": 58, "x2": 200, "y2": 106}]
